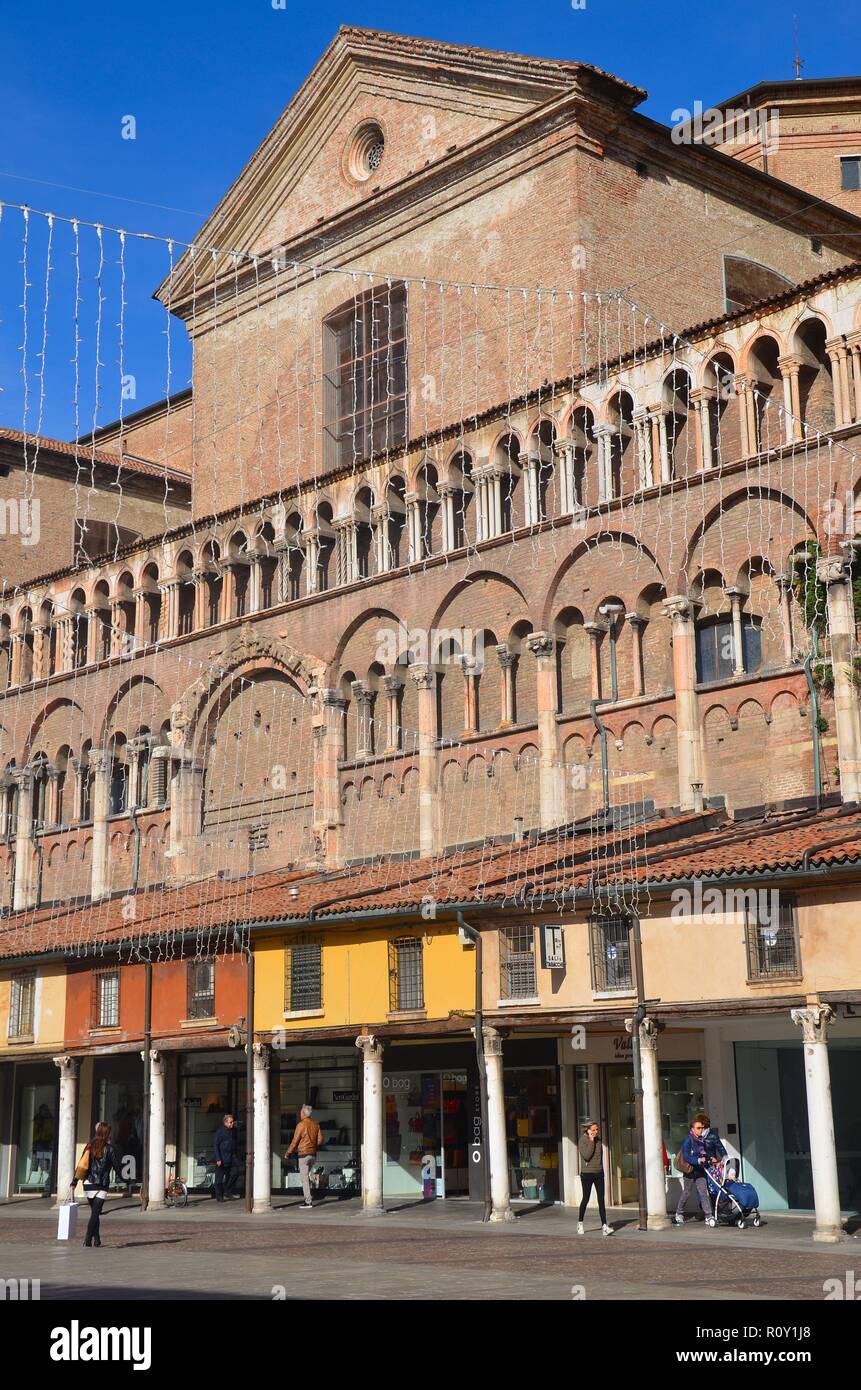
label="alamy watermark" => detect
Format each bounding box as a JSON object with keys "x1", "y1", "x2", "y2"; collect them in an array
[
  {"x1": 0, "y1": 498, "x2": 40, "y2": 546},
  {"x1": 671, "y1": 883, "x2": 780, "y2": 926},
  {"x1": 375, "y1": 623, "x2": 486, "y2": 670},
  {"x1": 671, "y1": 102, "x2": 780, "y2": 156}
]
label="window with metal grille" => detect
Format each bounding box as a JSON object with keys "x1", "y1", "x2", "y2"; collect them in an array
[
  {"x1": 589, "y1": 915, "x2": 633, "y2": 992},
  {"x1": 188, "y1": 959, "x2": 216, "y2": 1019},
  {"x1": 323, "y1": 282, "x2": 408, "y2": 470},
  {"x1": 388, "y1": 937, "x2": 424, "y2": 1012},
  {"x1": 285, "y1": 943, "x2": 322, "y2": 1012},
  {"x1": 499, "y1": 925, "x2": 536, "y2": 999},
  {"x1": 248, "y1": 824, "x2": 269, "y2": 852},
  {"x1": 94, "y1": 971, "x2": 119, "y2": 1028},
  {"x1": 9, "y1": 972, "x2": 35, "y2": 1037},
  {"x1": 745, "y1": 893, "x2": 800, "y2": 979}
]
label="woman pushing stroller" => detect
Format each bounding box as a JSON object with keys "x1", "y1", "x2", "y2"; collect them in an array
[{"x1": 674, "y1": 1112, "x2": 726, "y2": 1225}]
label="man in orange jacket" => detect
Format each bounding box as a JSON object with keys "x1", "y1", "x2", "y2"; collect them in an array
[{"x1": 285, "y1": 1104, "x2": 323, "y2": 1209}]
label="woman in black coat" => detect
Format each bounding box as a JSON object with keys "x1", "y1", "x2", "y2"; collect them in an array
[{"x1": 72, "y1": 1121, "x2": 120, "y2": 1247}]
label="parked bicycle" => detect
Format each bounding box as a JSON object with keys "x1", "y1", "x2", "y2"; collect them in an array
[{"x1": 164, "y1": 1160, "x2": 188, "y2": 1208}]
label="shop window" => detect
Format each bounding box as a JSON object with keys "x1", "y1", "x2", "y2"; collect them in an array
[
  {"x1": 187, "y1": 959, "x2": 216, "y2": 1019},
  {"x1": 840, "y1": 156, "x2": 861, "y2": 192},
  {"x1": 589, "y1": 914, "x2": 633, "y2": 992},
  {"x1": 9, "y1": 972, "x2": 36, "y2": 1038},
  {"x1": 285, "y1": 942, "x2": 322, "y2": 1012},
  {"x1": 745, "y1": 892, "x2": 800, "y2": 979},
  {"x1": 93, "y1": 970, "x2": 119, "y2": 1028},
  {"x1": 499, "y1": 925, "x2": 537, "y2": 999},
  {"x1": 323, "y1": 281, "x2": 408, "y2": 470},
  {"x1": 388, "y1": 937, "x2": 424, "y2": 1012}
]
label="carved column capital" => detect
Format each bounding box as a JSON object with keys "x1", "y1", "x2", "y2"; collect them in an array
[
  {"x1": 355, "y1": 1034, "x2": 385, "y2": 1063},
  {"x1": 791, "y1": 1003, "x2": 835, "y2": 1044},
  {"x1": 482, "y1": 1026, "x2": 504, "y2": 1057}
]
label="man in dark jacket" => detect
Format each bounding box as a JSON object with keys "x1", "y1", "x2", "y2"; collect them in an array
[{"x1": 213, "y1": 1114, "x2": 239, "y2": 1202}]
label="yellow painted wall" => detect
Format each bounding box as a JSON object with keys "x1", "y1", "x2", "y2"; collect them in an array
[
  {"x1": 254, "y1": 924, "x2": 475, "y2": 1032},
  {"x1": 0, "y1": 963, "x2": 66, "y2": 1053}
]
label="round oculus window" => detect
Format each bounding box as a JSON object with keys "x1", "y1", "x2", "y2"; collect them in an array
[{"x1": 348, "y1": 123, "x2": 385, "y2": 183}]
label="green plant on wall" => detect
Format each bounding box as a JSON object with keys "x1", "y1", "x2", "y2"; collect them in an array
[{"x1": 792, "y1": 541, "x2": 826, "y2": 632}]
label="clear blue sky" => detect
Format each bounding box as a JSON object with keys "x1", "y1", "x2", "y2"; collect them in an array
[{"x1": 1, "y1": 0, "x2": 858, "y2": 440}]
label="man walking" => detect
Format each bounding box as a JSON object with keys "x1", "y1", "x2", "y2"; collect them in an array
[
  {"x1": 285, "y1": 1104, "x2": 323, "y2": 1209},
  {"x1": 213, "y1": 1113, "x2": 240, "y2": 1202}
]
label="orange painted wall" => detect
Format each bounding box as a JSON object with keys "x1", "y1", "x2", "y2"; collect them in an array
[{"x1": 64, "y1": 954, "x2": 247, "y2": 1048}]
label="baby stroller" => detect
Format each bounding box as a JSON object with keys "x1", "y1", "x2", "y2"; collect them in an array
[{"x1": 704, "y1": 1158, "x2": 761, "y2": 1229}]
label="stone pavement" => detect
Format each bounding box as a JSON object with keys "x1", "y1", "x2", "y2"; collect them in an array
[{"x1": 0, "y1": 1196, "x2": 858, "y2": 1300}]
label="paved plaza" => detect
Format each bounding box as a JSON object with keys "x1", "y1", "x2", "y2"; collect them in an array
[{"x1": 1, "y1": 1197, "x2": 858, "y2": 1301}]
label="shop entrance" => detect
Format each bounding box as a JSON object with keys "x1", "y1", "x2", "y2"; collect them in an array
[
  {"x1": 601, "y1": 1062, "x2": 704, "y2": 1205},
  {"x1": 179, "y1": 1061, "x2": 247, "y2": 1191},
  {"x1": 382, "y1": 1070, "x2": 470, "y2": 1198},
  {"x1": 13, "y1": 1065, "x2": 58, "y2": 1195}
]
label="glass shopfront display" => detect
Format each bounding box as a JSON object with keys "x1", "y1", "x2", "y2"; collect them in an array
[
  {"x1": 92, "y1": 1056, "x2": 144, "y2": 1189},
  {"x1": 277, "y1": 1052, "x2": 359, "y2": 1196},
  {"x1": 505, "y1": 1066, "x2": 561, "y2": 1203},
  {"x1": 13, "y1": 1065, "x2": 58, "y2": 1194},
  {"x1": 382, "y1": 1071, "x2": 470, "y2": 1198},
  {"x1": 604, "y1": 1061, "x2": 703, "y2": 1205},
  {"x1": 179, "y1": 1052, "x2": 247, "y2": 1191}
]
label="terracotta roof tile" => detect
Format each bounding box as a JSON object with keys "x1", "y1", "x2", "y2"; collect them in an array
[
  {"x1": 0, "y1": 428, "x2": 190, "y2": 483},
  {"x1": 2, "y1": 806, "x2": 861, "y2": 961}
]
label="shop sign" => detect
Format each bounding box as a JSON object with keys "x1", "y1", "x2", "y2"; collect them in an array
[
  {"x1": 540, "y1": 925, "x2": 565, "y2": 971},
  {"x1": 613, "y1": 1034, "x2": 633, "y2": 1059},
  {"x1": 332, "y1": 1090, "x2": 359, "y2": 1103},
  {"x1": 182, "y1": 1097, "x2": 202, "y2": 1107}
]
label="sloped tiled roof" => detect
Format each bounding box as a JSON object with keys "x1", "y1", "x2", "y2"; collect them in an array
[
  {"x1": 2, "y1": 805, "x2": 861, "y2": 961},
  {"x1": 0, "y1": 428, "x2": 190, "y2": 484}
]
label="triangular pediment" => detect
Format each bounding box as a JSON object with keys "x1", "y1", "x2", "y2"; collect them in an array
[{"x1": 159, "y1": 27, "x2": 643, "y2": 308}]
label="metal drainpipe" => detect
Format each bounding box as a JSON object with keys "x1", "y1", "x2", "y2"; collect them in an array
[
  {"x1": 456, "y1": 913, "x2": 492, "y2": 1223},
  {"x1": 629, "y1": 914, "x2": 648, "y2": 1233},
  {"x1": 803, "y1": 622, "x2": 822, "y2": 810},
  {"x1": 243, "y1": 944, "x2": 255, "y2": 1215},
  {"x1": 140, "y1": 959, "x2": 152, "y2": 1210},
  {"x1": 589, "y1": 608, "x2": 621, "y2": 816},
  {"x1": 130, "y1": 805, "x2": 142, "y2": 888}
]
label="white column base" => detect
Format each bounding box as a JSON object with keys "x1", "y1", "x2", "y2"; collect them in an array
[
  {"x1": 812, "y1": 1225, "x2": 846, "y2": 1244},
  {"x1": 489, "y1": 1207, "x2": 516, "y2": 1223},
  {"x1": 647, "y1": 1212, "x2": 671, "y2": 1231}
]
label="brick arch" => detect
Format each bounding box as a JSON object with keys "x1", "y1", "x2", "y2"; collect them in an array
[
  {"x1": 429, "y1": 571, "x2": 530, "y2": 635},
  {"x1": 329, "y1": 606, "x2": 402, "y2": 679},
  {"x1": 25, "y1": 697, "x2": 86, "y2": 762},
  {"x1": 543, "y1": 532, "x2": 665, "y2": 630},
  {"x1": 786, "y1": 308, "x2": 836, "y2": 353},
  {"x1": 683, "y1": 487, "x2": 816, "y2": 595},
  {"x1": 739, "y1": 328, "x2": 785, "y2": 374},
  {"x1": 100, "y1": 674, "x2": 168, "y2": 747}
]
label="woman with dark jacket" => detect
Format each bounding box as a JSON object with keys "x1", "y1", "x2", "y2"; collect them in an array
[
  {"x1": 72, "y1": 1121, "x2": 120, "y2": 1247},
  {"x1": 577, "y1": 1121, "x2": 613, "y2": 1236}
]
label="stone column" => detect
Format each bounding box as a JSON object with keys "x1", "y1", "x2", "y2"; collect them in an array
[
  {"x1": 734, "y1": 375, "x2": 755, "y2": 456},
  {"x1": 69, "y1": 757, "x2": 83, "y2": 825},
  {"x1": 438, "y1": 485, "x2": 455, "y2": 552},
  {"x1": 351, "y1": 681, "x2": 375, "y2": 759},
  {"x1": 527, "y1": 632, "x2": 566, "y2": 831},
  {"x1": 633, "y1": 410, "x2": 653, "y2": 489},
  {"x1": 219, "y1": 562, "x2": 235, "y2": 623},
  {"x1": 192, "y1": 573, "x2": 208, "y2": 630},
  {"x1": 53, "y1": 1055, "x2": 78, "y2": 1204},
  {"x1": 12, "y1": 767, "x2": 36, "y2": 911},
  {"x1": 410, "y1": 665, "x2": 440, "y2": 857},
  {"x1": 461, "y1": 656, "x2": 478, "y2": 735},
  {"x1": 56, "y1": 615, "x2": 74, "y2": 672},
  {"x1": 489, "y1": 470, "x2": 503, "y2": 537},
  {"x1": 662, "y1": 596, "x2": 705, "y2": 809},
  {"x1": 406, "y1": 495, "x2": 421, "y2": 564},
  {"x1": 790, "y1": 1005, "x2": 844, "y2": 1243},
  {"x1": 583, "y1": 621, "x2": 607, "y2": 700},
  {"x1": 109, "y1": 601, "x2": 124, "y2": 659},
  {"x1": 46, "y1": 765, "x2": 62, "y2": 828},
  {"x1": 817, "y1": 551, "x2": 861, "y2": 801},
  {"x1": 497, "y1": 644, "x2": 517, "y2": 727},
  {"x1": 356, "y1": 1035, "x2": 385, "y2": 1215},
  {"x1": 167, "y1": 755, "x2": 205, "y2": 879},
  {"x1": 312, "y1": 688, "x2": 346, "y2": 868},
  {"x1": 595, "y1": 426, "x2": 614, "y2": 501},
  {"x1": 554, "y1": 439, "x2": 576, "y2": 514},
  {"x1": 252, "y1": 1043, "x2": 272, "y2": 1214},
  {"x1": 777, "y1": 356, "x2": 803, "y2": 443},
  {"x1": 725, "y1": 587, "x2": 746, "y2": 676},
  {"x1": 520, "y1": 452, "x2": 540, "y2": 525},
  {"x1": 690, "y1": 388, "x2": 715, "y2": 470},
  {"x1": 776, "y1": 573, "x2": 795, "y2": 662},
  {"x1": 656, "y1": 412, "x2": 671, "y2": 483},
  {"x1": 32, "y1": 624, "x2": 48, "y2": 681},
  {"x1": 248, "y1": 555, "x2": 263, "y2": 614},
  {"x1": 370, "y1": 506, "x2": 389, "y2": 574},
  {"x1": 846, "y1": 331, "x2": 861, "y2": 422},
  {"x1": 627, "y1": 613, "x2": 646, "y2": 696},
  {"x1": 158, "y1": 582, "x2": 177, "y2": 641},
  {"x1": 89, "y1": 748, "x2": 112, "y2": 901},
  {"x1": 146, "y1": 1050, "x2": 166, "y2": 1210},
  {"x1": 133, "y1": 590, "x2": 149, "y2": 646},
  {"x1": 483, "y1": 1027, "x2": 514, "y2": 1222},
  {"x1": 382, "y1": 676, "x2": 402, "y2": 752},
  {"x1": 627, "y1": 1017, "x2": 670, "y2": 1230},
  {"x1": 303, "y1": 532, "x2": 320, "y2": 596},
  {"x1": 825, "y1": 338, "x2": 851, "y2": 428},
  {"x1": 85, "y1": 608, "x2": 100, "y2": 665}
]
